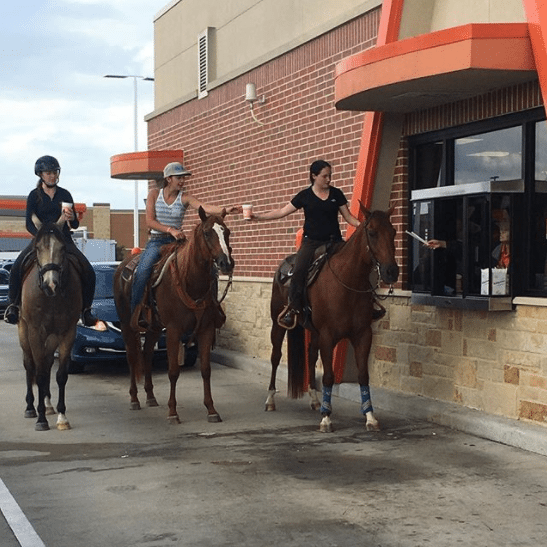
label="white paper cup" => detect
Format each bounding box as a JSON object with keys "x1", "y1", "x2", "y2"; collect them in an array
[
  {"x1": 242, "y1": 204, "x2": 253, "y2": 220},
  {"x1": 61, "y1": 201, "x2": 73, "y2": 211}
]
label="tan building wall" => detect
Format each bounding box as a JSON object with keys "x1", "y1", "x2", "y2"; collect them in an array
[
  {"x1": 152, "y1": 0, "x2": 381, "y2": 113},
  {"x1": 399, "y1": 0, "x2": 526, "y2": 39}
]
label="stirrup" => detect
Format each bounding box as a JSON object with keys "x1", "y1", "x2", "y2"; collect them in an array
[
  {"x1": 4, "y1": 303, "x2": 19, "y2": 324},
  {"x1": 277, "y1": 305, "x2": 299, "y2": 330}
]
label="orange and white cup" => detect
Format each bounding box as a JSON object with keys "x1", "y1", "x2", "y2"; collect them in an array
[{"x1": 242, "y1": 204, "x2": 253, "y2": 220}]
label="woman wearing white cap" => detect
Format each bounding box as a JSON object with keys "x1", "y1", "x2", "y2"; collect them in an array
[{"x1": 130, "y1": 162, "x2": 239, "y2": 327}]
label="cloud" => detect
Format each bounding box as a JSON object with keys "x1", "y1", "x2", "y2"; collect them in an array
[{"x1": 0, "y1": 0, "x2": 161, "y2": 208}]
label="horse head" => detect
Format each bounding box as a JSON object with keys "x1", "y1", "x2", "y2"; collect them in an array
[
  {"x1": 198, "y1": 206, "x2": 235, "y2": 275},
  {"x1": 360, "y1": 205, "x2": 399, "y2": 285},
  {"x1": 32, "y1": 214, "x2": 67, "y2": 296}
]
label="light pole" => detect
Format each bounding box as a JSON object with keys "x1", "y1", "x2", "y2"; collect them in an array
[{"x1": 104, "y1": 74, "x2": 154, "y2": 248}]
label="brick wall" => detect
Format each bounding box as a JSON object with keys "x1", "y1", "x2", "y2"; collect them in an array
[{"x1": 148, "y1": 9, "x2": 381, "y2": 278}]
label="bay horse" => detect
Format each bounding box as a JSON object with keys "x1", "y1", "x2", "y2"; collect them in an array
[
  {"x1": 266, "y1": 205, "x2": 399, "y2": 432},
  {"x1": 19, "y1": 215, "x2": 82, "y2": 431},
  {"x1": 113, "y1": 207, "x2": 234, "y2": 424}
]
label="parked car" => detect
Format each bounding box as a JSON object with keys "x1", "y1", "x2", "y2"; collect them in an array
[
  {"x1": 0, "y1": 268, "x2": 9, "y2": 312},
  {"x1": 69, "y1": 262, "x2": 198, "y2": 373}
]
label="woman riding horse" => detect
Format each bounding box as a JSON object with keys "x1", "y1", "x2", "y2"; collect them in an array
[
  {"x1": 130, "y1": 161, "x2": 239, "y2": 329},
  {"x1": 4, "y1": 155, "x2": 97, "y2": 327},
  {"x1": 248, "y1": 159, "x2": 383, "y2": 328}
]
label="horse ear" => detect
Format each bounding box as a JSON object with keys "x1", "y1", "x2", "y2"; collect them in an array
[
  {"x1": 387, "y1": 205, "x2": 395, "y2": 217},
  {"x1": 220, "y1": 207, "x2": 227, "y2": 219},
  {"x1": 32, "y1": 214, "x2": 42, "y2": 231},
  {"x1": 358, "y1": 200, "x2": 371, "y2": 220},
  {"x1": 198, "y1": 206, "x2": 207, "y2": 221}
]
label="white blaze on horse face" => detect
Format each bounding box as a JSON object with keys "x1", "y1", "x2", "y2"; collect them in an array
[
  {"x1": 41, "y1": 236, "x2": 59, "y2": 293},
  {"x1": 212, "y1": 222, "x2": 231, "y2": 259}
]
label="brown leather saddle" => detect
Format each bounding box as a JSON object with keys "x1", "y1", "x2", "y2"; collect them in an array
[{"x1": 277, "y1": 240, "x2": 342, "y2": 288}]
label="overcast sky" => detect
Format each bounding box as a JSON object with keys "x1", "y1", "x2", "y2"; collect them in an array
[{"x1": 1, "y1": 0, "x2": 166, "y2": 210}]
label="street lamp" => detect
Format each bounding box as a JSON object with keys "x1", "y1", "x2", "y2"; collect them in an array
[{"x1": 104, "y1": 74, "x2": 154, "y2": 248}]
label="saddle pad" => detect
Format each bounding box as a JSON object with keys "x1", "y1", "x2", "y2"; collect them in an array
[{"x1": 121, "y1": 254, "x2": 141, "y2": 283}]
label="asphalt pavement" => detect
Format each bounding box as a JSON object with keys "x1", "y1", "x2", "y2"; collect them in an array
[{"x1": 0, "y1": 322, "x2": 546, "y2": 547}]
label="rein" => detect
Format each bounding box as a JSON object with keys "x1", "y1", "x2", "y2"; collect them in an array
[{"x1": 326, "y1": 219, "x2": 394, "y2": 297}]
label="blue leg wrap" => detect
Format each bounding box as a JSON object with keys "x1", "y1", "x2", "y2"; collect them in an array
[
  {"x1": 320, "y1": 386, "x2": 333, "y2": 415},
  {"x1": 360, "y1": 385, "x2": 373, "y2": 415}
]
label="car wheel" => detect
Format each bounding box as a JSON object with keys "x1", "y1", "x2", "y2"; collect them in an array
[{"x1": 68, "y1": 358, "x2": 85, "y2": 374}]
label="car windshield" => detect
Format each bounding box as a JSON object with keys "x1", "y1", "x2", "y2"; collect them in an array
[{"x1": 94, "y1": 266, "x2": 116, "y2": 299}]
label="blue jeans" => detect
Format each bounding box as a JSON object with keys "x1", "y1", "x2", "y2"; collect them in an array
[{"x1": 131, "y1": 235, "x2": 173, "y2": 313}]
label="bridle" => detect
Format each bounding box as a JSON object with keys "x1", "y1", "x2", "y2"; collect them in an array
[
  {"x1": 326, "y1": 216, "x2": 394, "y2": 298},
  {"x1": 36, "y1": 228, "x2": 65, "y2": 292}
]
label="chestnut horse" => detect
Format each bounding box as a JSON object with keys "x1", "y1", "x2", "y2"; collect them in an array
[
  {"x1": 266, "y1": 206, "x2": 399, "y2": 432},
  {"x1": 18, "y1": 216, "x2": 82, "y2": 431},
  {"x1": 113, "y1": 207, "x2": 234, "y2": 424}
]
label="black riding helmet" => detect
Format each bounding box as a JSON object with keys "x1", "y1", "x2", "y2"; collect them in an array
[{"x1": 35, "y1": 155, "x2": 61, "y2": 177}]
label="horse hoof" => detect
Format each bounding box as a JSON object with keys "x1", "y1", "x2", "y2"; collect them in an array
[
  {"x1": 168, "y1": 415, "x2": 181, "y2": 425},
  {"x1": 319, "y1": 416, "x2": 333, "y2": 432},
  {"x1": 57, "y1": 422, "x2": 71, "y2": 431},
  {"x1": 264, "y1": 404, "x2": 276, "y2": 412},
  {"x1": 310, "y1": 402, "x2": 321, "y2": 411},
  {"x1": 35, "y1": 422, "x2": 50, "y2": 431},
  {"x1": 146, "y1": 398, "x2": 159, "y2": 407},
  {"x1": 366, "y1": 422, "x2": 381, "y2": 432},
  {"x1": 45, "y1": 407, "x2": 56, "y2": 416},
  {"x1": 130, "y1": 402, "x2": 141, "y2": 411},
  {"x1": 25, "y1": 410, "x2": 37, "y2": 419},
  {"x1": 207, "y1": 413, "x2": 222, "y2": 423}
]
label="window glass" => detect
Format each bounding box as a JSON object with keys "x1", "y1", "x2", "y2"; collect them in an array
[
  {"x1": 413, "y1": 142, "x2": 442, "y2": 190},
  {"x1": 531, "y1": 121, "x2": 547, "y2": 292},
  {"x1": 454, "y1": 126, "x2": 522, "y2": 185}
]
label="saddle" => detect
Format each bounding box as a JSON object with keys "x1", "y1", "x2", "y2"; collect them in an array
[
  {"x1": 278, "y1": 241, "x2": 342, "y2": 289},
  {"x1": 277, "y1": 239, "x2": 386, "y2": 325},
  {"x1": 122, "y1": 244, "x2": 180, "y2": 332}
]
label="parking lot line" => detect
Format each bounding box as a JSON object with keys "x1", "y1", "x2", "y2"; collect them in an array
[{"x1": 0, "y1": 477, "x2": 45, "y2": 547}]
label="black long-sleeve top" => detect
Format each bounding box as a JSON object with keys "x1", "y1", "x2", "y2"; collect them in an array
[{"x1": 25, "y1": 185, "x2": 79, "y2": 241}]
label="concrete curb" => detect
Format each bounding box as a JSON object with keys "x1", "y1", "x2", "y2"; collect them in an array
[{"x1": 212, "y1": 347, "x2": 547, "y2": 457}]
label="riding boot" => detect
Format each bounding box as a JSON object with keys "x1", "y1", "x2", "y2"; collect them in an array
[
  {"x1": 371, "y1": 300, "x2": 386, "y2": 321},
  {"x1": 4, "y1": 303, "x2": 19, "y2": 324},
  {"x1": 82, "y1": 307, "x2": 98, "y2": 327}
]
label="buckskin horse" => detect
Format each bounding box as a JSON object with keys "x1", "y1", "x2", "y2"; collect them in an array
[
  {"x1": 266, "y1": 205, "x2": 399, "y2": 432},
  {"x1": 18, "y1": 215, "x2": 82, "y2": 431},
  {"x1": 113, "y1": 207, "x2": 234, "y2": 424}
]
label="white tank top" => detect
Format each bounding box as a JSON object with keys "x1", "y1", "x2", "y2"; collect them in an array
[{"x1": 150, "y1": 189, "x2": 187, "y2": 234}]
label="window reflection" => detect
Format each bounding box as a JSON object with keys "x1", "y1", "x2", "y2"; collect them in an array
[{"x1": 455, "y1": 126, "x2": 522, "y2": 184}]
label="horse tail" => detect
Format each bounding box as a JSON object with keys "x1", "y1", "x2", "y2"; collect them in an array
[{"x1": 287, "y1": 323, "x2": 306, "y2": 399}]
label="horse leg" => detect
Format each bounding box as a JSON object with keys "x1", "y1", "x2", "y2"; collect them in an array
[
  {"x1": 55, "y1": 350, "x2": 71, "y2": 430},
  {"x1": 34, "y1": 371, "x2": 51, "y2": 431},
  {"x1": 197, "y1": 328, "x2": 221, "y2": 423},
  {"x1": 265, "y1": 322, "x2": 285, "y2": 411},
  {"x1": 318, "y1": 339, "x2": 336, "y2": 433},
  {"x1": 166, "y1": 328, "x2": 182, "y2": 424},
  {"x1": 307, "y1": 333, "x2": 321, "y2": 411},
  {"x1": 23, "y1": 355, "x2": 37, "y2": 419},
  {"x1": 122, "y1": 328, "x2": 143, "y2": 410},
  {"x1": 142, "y1": 333, "x2": 160, "y2": 407},
  {"x1": 352, "y1": 327, "x2": 380, "y2": 431}
]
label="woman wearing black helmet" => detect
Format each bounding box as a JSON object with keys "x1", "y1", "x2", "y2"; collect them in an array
[{"x1": 4, "y1": 156, "x2": 97, "y2": 326}]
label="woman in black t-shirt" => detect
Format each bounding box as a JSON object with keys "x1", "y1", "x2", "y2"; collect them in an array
[
  {"x1": 251, "y1": 159, "x2": 360, "y2": 329},
  {"x1": 4, "y1": 156, "x2": 97, "y2": 326}
]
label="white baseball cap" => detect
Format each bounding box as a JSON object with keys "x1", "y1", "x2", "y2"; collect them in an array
[{"x1": 163, "y1": 162, "x2": 191, "y2": 178}]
